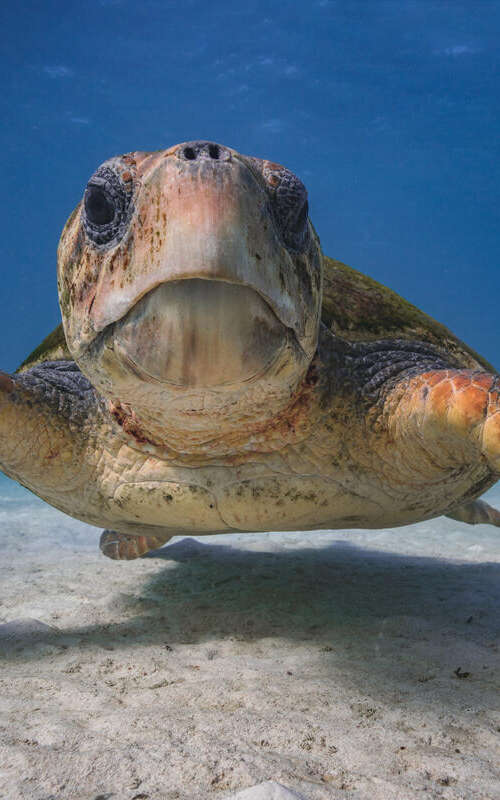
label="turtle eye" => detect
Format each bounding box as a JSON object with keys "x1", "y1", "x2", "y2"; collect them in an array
[
  {"x1": 84, "y1": 186, "x2": 115, "y2": 226},
  {"x1": 82, "y1": 164, "x2": 133, "y2": 247},
  {"x1": 260, "y1": 162, "x2": 310, "y2": 253}
]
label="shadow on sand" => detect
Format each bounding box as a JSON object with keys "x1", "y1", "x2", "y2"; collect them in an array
[{"x1": 1, "y1": 536, "x2": 498, "y2": 702}]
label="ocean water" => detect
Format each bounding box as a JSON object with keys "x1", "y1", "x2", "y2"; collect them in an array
[{"x1": 2, "y1": 3, "x2": 500, "y2": 794}]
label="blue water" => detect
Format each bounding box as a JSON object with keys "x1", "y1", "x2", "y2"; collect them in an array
[
  {"x1": 0, "y1": 471, "x2": 38, "y2": 507},
  {"x1": 1, "y1": 1, "x2": 500, "y2": 371}
]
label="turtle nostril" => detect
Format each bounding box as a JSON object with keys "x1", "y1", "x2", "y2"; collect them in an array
[{"x1": 180, "y1": 141, "x2": 228, "y2": 162}]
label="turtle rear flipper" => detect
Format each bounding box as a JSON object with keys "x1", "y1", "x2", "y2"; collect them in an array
[
  {"x1": 100, "y1": 530, "x2": 172, "y2": 560},
  {"x1": 446, "y1": 499, "x2": 500, "y2": 527}
]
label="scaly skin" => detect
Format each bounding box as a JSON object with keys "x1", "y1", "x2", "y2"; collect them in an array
[{"x1": 1, "y1": 139, "x2": 499, "y2": 559}]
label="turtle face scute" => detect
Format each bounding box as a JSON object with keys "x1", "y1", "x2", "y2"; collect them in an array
[{"x1": 57, "y1": 142, "x2": 322, "y2": 448}]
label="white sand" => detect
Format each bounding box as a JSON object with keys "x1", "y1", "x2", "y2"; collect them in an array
[{"x1": 0, "y1": 473, "x2": 499, "y2": 800}]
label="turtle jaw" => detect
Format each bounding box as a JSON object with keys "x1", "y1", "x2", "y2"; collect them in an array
[
  {"x1": 77, "y1": 274, "x2": 312, "y2": 452},
  {"x1": 110, "y1": 278, "x2": 295, "y2": 388}
]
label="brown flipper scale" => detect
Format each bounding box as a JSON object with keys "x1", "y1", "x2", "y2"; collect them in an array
[
  {"x1": 386, "y1": 368, "x2": 500, "y2": 471},
  {"x1": 384, "y1": 367, "x2": 500, "y2": 525}
]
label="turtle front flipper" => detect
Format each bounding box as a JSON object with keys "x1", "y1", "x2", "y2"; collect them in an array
[
  {"x1": 0, "y1": 361, "x2": 113, "y2": 529},
  {"x1": 100, "y1": 530, "x2": 172, "y2": 560},
  {"x1": 384, "y1": 368, "x2": 500, "y2": 511},
  {"x1": 0, "y1": 362, "x2": 95, "y2": 496},
  {"x1": 446, "y1": 499, "x2": 500, "y2": 527},
  {"x1": 0, "y1": 361, "x2": 178, "y2": 552}
]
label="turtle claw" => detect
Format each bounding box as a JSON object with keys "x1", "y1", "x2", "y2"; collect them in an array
[{"x1": 99, "y1": 529, "x2": 172, "y2": 560}]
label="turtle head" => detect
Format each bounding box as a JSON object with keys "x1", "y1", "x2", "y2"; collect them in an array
[{"x1": 58, "y1": 141, "x2": 322, "y2": 450}]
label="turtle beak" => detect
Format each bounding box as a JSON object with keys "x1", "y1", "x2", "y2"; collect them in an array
[
  {"x1": 95, "y1": 145, "x2": 312, "y2": 387},
  {"x1": 89, "y1": 144, "x2": 306, "y2": 343}
]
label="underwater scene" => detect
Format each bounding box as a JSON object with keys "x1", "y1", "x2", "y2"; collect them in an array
[{"x1": 1, "y1": 2, "x2": 499, "y2": 799}]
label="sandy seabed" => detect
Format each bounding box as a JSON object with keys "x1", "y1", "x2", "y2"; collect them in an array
[{"x1": 0, "y1": 474, "x2": 499, "y2": 800}]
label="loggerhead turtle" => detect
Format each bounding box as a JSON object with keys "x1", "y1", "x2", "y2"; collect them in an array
[{"x1": 1, "y1": 139, "x2": 499, "y2": 561}]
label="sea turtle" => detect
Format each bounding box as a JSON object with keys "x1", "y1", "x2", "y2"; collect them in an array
[{"x1": 1, "y1": 139, "x2": 499, "y2": 561}]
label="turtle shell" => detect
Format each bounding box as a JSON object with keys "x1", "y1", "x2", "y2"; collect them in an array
[
  {"x1": 17, "y1": 322, "x2": 71, "y2": 373},
  {"x1": 321, "y1": 256, "x2": 495, "y2": 373},
  {"x1": 17, "y1": 254, "x2": 495, "y2": 375}
]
